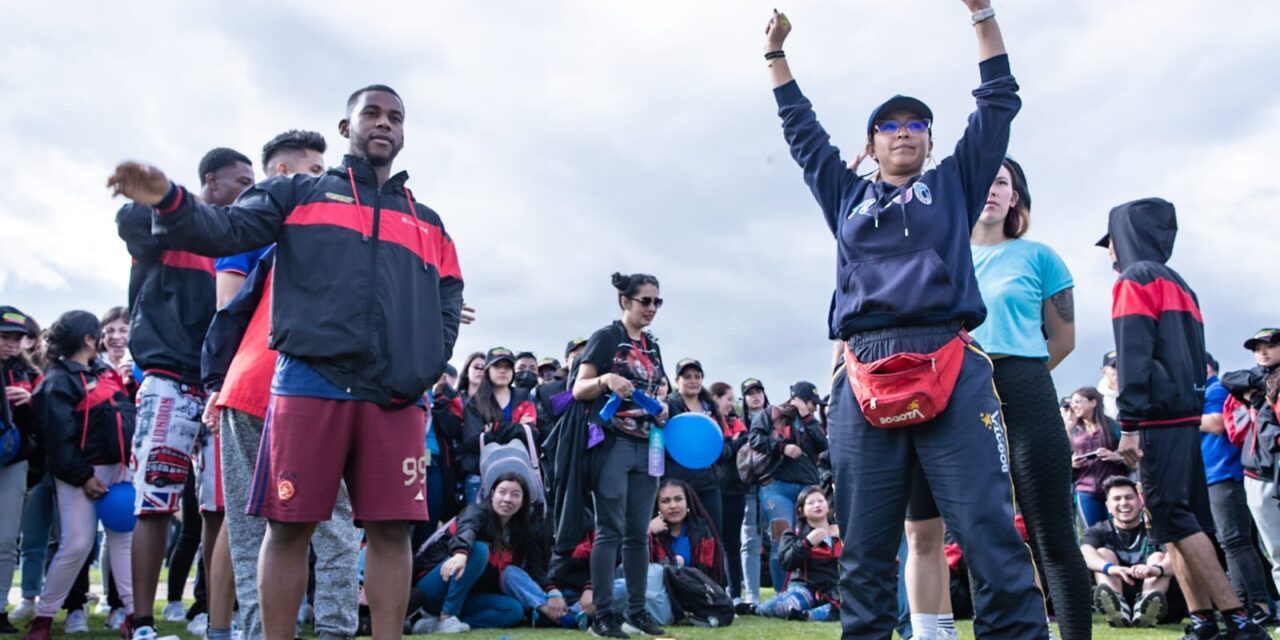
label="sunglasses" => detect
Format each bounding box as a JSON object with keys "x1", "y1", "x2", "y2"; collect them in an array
[
  {"x1": 873, "y1": 119, "x2": 931, "y2": 136},
  {"x1": 628, "y1": 296, "x2": 664, "y2": 309}
]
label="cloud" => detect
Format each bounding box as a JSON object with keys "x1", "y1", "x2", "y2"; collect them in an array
[{"x1": 2, "y1": 0, "x2": 1276, "y2": 397}]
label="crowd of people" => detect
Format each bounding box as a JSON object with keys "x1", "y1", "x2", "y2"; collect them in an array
[{"x1": 1, "y1": 3, "x2": 1277, "y2": 640}]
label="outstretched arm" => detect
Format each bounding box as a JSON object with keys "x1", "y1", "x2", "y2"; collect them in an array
[
  {"x1": 963, "y1": 0, "x2": 1006, "y2": 61},
  {"x1": 764, "y1": 10, "x2": 793, "y2": 88}
]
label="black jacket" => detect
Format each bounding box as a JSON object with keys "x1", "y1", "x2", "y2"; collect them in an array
[
  {"x1": 1222, "y1": 365, "x2": 1280, "y2": 477},
  {"x1": 201, "y1": 248, "x2": 275, "y2": 392},
  {"x1": 664, "y1": 395, "x2": 726, "y2": 495},
  {"x1": 414, "y1": 504, "x2": 553, "y2": 591},
  {"x1": 749, "y1": 407, "x2": 829, "y2": 486},
  {"x1": 1107, "y1": 198, "x2": 1206, "y2": 431},
  {"x1": 777, "y1": 522, "x2": 842, "y2": 602},
  {"x1": 151, "y1": 155, "x2": 464, "y2": 406},
  {"x1": 3, "y1": 356, "x2": 41, "y2": 468},
  {"x1": 118, "y1": 203, "x2": 217, "y2": 384},
  {"x1": 34, "y1": 359, "x2": 136, "y2": 486}
]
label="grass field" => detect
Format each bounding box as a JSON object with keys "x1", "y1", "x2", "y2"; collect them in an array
[{"x1": 40, "y1": 604, "x2": 1187, "y2": 640}]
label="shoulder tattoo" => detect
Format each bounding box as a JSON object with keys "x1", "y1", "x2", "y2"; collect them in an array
[{"x1": 1050, "y1": 288, "x2": 1075, "y2": 323}]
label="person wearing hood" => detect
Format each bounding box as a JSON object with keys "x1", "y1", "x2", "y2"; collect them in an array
[
  {"x1": 461, "y1": 348, "x2": 538, "y2": 504},
  {"x1": 1101, "y1": 197, "x2": 1267, "y2": 640}
]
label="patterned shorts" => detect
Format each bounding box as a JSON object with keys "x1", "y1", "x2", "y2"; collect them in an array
[{"x1": 132, "y1": 374, "x2": 214, "y2": 515}]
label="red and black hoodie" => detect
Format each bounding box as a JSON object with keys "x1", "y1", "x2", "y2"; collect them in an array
[
  {"x1": 776, "y1": 521, "x2": 842, "y2": 605},
  {"x1": 460, "y1": 388, "x2": 537, "y2": 478},
  {"x1": 34, "y1": 359, "x2": 135, "y2": 486},
  {"x1": 151, "y1": 154, "x2": 464, "y2": 407},
  {"x1": 118, "y1": 202, "x2": 216, "y2": 385},
  {"x1": 1106, "y1": 198, "x2": 1206, "y2": 432},
  {"x1": 649, "y1": 511, "x2": 727, "y2": 586}
]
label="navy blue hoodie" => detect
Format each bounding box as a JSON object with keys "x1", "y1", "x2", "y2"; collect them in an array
[{"x1": 775, "y1": 55, "x2": 1020, "y2": 339}]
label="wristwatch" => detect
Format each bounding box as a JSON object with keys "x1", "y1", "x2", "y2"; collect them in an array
[{"x1": 971, "y1": 7, "x2": 996, "y2": 25}]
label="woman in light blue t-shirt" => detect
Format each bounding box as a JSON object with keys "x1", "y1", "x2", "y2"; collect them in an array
[{"x1": 902, "y1": 158, "x2": 1092, "y2": 640}]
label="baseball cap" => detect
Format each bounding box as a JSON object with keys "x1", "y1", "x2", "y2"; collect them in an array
[
  {"x1": 564, "y1": 338, "x2": 587, "y2": 357},
  {"x1": 741, "y1": 378, "x2": 765, "y2": 395},
  {"x1": 867, "y1": 95, "x2": 933, "y2": 136},
  {"x1": 484, "y1": 347, "x2": 516, "y2": 368},
  {"x1": 1244, "y1": 329, "x2": 1280, "y2": 351},
  {"x1": 790, "y1": 381, "x2": 827, "y2": 406},
  {"x1": 515, "y1": 351, "x2": 536, "y2": 362},
  {"x1": 0, "y1": 307, "x2": 33, "y2": 335},
  {"x1": 1102, "y1": 350, "x2": 1118, "y2": 368},
  {"x1": 676, "y1": 358, "x2": 703, "y2": 376},
  {"x1": 538, "y1": 357, "x2": 561, "y2": 372}
]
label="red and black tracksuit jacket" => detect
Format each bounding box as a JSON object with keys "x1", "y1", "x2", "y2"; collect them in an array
[
  {"x1": 777, "y1": 522, "x2": 842, "y2": 605},
  {"x1": 3, "y1": 356, "x2": 41, "y2": 469},
  {"x1": 650, "y1": 516, "x2": 727, "y2": 586},
  {"x1": 1107, "y1": 198, "x2": 1206, "y2": 432},
  {"x1": 460, "y1": 389, "x2": 537, "y2": 478},
  {"x1": 34, "y1": 359, "x2": 135, "y2": 486},
  {"x1": 152, "y1": 154, "x2": 464, "y2": 406},
  {"x1": 1222, "y1": 365, "x2": 1280, "y2": 478},
  {"x1": 118, "y1": 203, "x2": 216, "y2": 385}
]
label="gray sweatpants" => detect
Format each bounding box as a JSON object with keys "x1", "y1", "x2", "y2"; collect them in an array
[
  {"x1": 221, "y1": 407, "x2": 361, "y2": 640},
  {"x1": 0, "y1": 460, "x2": 28, "y2": 607}
]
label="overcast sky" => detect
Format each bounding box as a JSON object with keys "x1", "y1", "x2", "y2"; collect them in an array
[{"x1": 2, "y1": 1, "x2": 1277, "y2": 399}]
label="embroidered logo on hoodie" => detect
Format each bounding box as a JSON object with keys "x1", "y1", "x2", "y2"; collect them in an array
[{"x1": 325, "y1": 192, "x2": 355, "y2": 204}]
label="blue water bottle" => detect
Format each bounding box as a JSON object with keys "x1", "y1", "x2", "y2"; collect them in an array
[{"x1": 648, "y1": 425, "x2": 665, "y2": 477}]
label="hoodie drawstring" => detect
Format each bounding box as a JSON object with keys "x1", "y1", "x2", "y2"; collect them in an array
[
  {"x1": 347, "y1": 168, "x2": 369, "y2": 241},
  {"x1": 404, "y1": 187, "x2": 430, "y2": 271}
]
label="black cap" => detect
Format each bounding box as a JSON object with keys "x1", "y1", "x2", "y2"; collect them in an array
[
  {"x1": 1095, "y1": 233, "x2": 1111, "y2": 249},
  {"x1": 676, "y1": 358, "x2": 703, "y2": 376},
  {"x1": 741, "y1": 378, "x2": 765, "y2": 395},
  {"x1": 537, "y1": 357, "x2": 561, "y2": 372},
  {"x1": 1244, "y1": 329, "x2": 1280, "y2": 351},
  {"x1": 484, "y1": 347, "x2": 516, "y2": 368},
  {"x1": 790, "y1": 381, "x2": 826, "y2": 406},
  {"x1": 0, "y1": 307, "x2": 33, "y2": 335},
  {"x1": 1102, "y1": 350, "x2": 1118, "y2": 368},
  {"x1": 564, "y1": 338, "x2": 587, "y2": 357},
  {"x1": 443, "y1": 363, "x2": 458, "y2": 378},
  {"x1": 867, "y1": 95, "x2": 933, "y2": 135},
  {"x1": 514, "y1": 351, "x2": 536, "y2": 362}
]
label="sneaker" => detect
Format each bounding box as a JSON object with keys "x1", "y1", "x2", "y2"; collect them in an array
[
  {"x1": 9, "y1": 601, "x2": 35, "y2": 626},
  {"x1": 1249, "y1": 605, "x2": 1277, "y2": 628},
  {"x1": 106, "y1": 609, "x2": 127, "y2": 631},
  {"x1": 22, "y1": 617, "x2": 52, "y2": 640},
  {"x1": 1225, "y1": 622, "x2": 1270, "y2": 640},
  {"x1": 589, "y1": 613, "x2": 630, "y2": 639},
  {"x1": 187, "y1": 613, "x2": 209, "y2": 637},
  {"x1": 1132, "y1": 591, "x2": 1168, "y2": 628},
  {"x1": 130, "y1": 624, "x2": 157, "y2": 640},
  {"x1": 0, "y1": 613, "x2": 19, "y2": 634},
  {"x1": 621, "y1": 611, "x2": 665, "y2": 637},
  {"x1": 433, "y1": 616, "x2": 470, "y2": 634},
  {"x1": 937, "y1": 629, "x2": 960, "y2": 640},
  {"x1": 63, "y1": 609, "x2": 89, "y2": 634},
  {"x1": 1179, "y1": 622, "x2": 1221, "y2": 640},
  {"x1": 733, "y1": 601, "x2": 757, "y2": 616},
  {"x1": 95, "y1": 601, "x2": 113, "y2": 616},
  {"x1": 161, "y1": 602, "x2": 186, "y2": 622},
  {"x1": 1093, "y1": 584, "x2": 1131, "y2": 628},
  {"x1": 409, "y1": 617, "x2": 437, "y2": 635}
]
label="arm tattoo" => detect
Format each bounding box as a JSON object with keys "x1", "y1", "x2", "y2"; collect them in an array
[{"x1": 1050, "y1": 288, "x2": 1075, "y2": 323}]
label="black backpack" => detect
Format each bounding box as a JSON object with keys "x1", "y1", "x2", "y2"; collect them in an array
[{"x1": 663, "y1": 565, "x2": 734, "y2": 628}]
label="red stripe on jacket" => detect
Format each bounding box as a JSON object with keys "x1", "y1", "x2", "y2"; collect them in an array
[
  {"x1": 160, "y1": 250, "x2": 215, "y2": 275},
  {"x1": 1112, "y1": 278, "x2": 1203, "y2": 323},
  {"x1": 286, "y1": 202, "x2": 462, "y2": 280}
]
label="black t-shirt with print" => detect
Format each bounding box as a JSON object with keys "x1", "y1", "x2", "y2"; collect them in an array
[
  {"x1": 1082, "y1": 519, "x2": 1161, "y2": 567},
  {"x1": 580, "y1": 321, "x2": 666, "y2": 440}
]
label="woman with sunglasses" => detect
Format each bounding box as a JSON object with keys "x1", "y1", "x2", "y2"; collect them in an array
[
  {"x1": 571, "y1": 272, "x2": 670, "y2": 639},
  {"x1": 765, "y1": 4, "x2": 1046, "y2": 638}
]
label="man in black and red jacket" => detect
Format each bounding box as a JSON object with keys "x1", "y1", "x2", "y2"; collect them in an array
[
  {"x1": 116, "y1": 147, "x2": 254, "y2": 640},
  {"x1": 1099, "y1": 197, "x2": 1266, "y2": 640},
  {"x1": 108, "y1": 84, "x2": 464, "y2": 640}
]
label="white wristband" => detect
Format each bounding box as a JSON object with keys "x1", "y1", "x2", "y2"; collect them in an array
[{"x1": 971, "y1": 7, "x2": 996, "y2": 25}]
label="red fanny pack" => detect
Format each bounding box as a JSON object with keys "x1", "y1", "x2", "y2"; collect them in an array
[{"x1": 842, "y1": 331, "x2": 970, "y2": 429}]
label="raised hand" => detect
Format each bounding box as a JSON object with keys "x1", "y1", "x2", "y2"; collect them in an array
[
  {"x1": 765, "y1": 10, "x2": 791, "y2": 51},
  {"x1": 106, "y1": 161, "x2": 171, "y2": 206},
  {"x1": 961, "y1": 0, "x2": 992, "y2": 11}
]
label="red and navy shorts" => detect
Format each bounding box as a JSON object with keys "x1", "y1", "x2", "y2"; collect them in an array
[{"x1": 248, "y1": 394, "x2": 428, "y2": 523}]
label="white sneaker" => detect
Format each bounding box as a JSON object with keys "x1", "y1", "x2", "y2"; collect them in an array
[
  {"x1": 9, "y1": 599, "x2": 36, "y2": 624},
  {"x1": 95, "y1": 600, "x2": 113, "y2": 616},
  {"x1": 410, "y1": 617, "x2": 438, "y2": 635},
  {"x1": 161, "y1": 601, "x2": 186, "y2": 622},
  {"x1": 107, "y1": 608, "x2": 127, "y2": 630},
  {"x1": 131, "y1": 624, "x2": 159, "y2": 640},
  {"x1": 187, "y1": 613, "x2": 209, "y2": 637},
  {"x1": 434, "y1": 616, "x2": 470, "y2": 634},
  {"x1": 64, "y1": 608, "x2": 90, "y2": 634},
  {"x1": 938, "y1": 629, "x2": 960, "y2": 640}
]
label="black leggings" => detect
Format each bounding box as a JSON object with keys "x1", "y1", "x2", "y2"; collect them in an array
[
  {"x1": 721, "y1": 492, "x2": 746, "y2": 598},
  {"x1": 993, "y1": 357, "x2": 1092, "y2": 640}
]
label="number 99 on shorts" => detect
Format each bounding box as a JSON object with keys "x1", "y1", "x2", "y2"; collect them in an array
[{"x1": 402, "y1": 456, "x2": 427, "y2": 487}]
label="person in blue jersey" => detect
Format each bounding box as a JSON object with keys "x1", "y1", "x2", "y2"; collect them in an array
[
  {"x1": 903, "y1": 157, "x2": 1091, "y2": 639},
  {"x1": 764, "y1": 3, "x2": 1048, "y2": 638}
]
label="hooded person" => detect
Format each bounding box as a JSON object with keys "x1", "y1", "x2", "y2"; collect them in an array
[{"x1": 1101, "y1": 198, "x2": 1268, "y2": 640}]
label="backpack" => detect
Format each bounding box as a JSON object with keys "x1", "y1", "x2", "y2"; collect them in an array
[
  {"x1": 479, "y1": 423, "x2": 545, "y2": 507},
  {"x1": 736, "y1": 444, "x2": 775, "y2": 485},
  {"x1": 663, "y1": 564, "x2": 734, "y2": 628}
]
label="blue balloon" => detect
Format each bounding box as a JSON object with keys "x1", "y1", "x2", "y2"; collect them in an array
[
  {"x1": 663, "y1": 413, "x2": 722, "y2": 470},
  {"x1": 96, "y1": 482, "x2": 137, "y2": 533}
]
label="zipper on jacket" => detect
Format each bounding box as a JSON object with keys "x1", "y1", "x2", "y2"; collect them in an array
[{"x1": 351, "y1": 184, "x2": 384, "y2": 395}]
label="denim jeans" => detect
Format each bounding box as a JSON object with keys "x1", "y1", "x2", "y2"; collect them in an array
[
  {"x1": 413, "y1": 542, "x2": 524, "y2": 628},
  {"x1": 20, "y1": 471, "x2": 54, "y2": 599},
  {"x1": 760, "y1": 480, "x2": 805, "y2": 590},
  {"x1": 741, "y1": 488, "x2": 762, "y2": 602},
  {"x1": 500, "y1": 565, "x2": 547, "y2": 610},
  {"x1": 759, "y1": 582, "x2": 833, "y2": 620},
  {"x1": 464, "y1": 474, "x2": 482, "y2": 505},
  {"x1": 611, "y1": 563, "x2": 674, "y2": 625}
]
